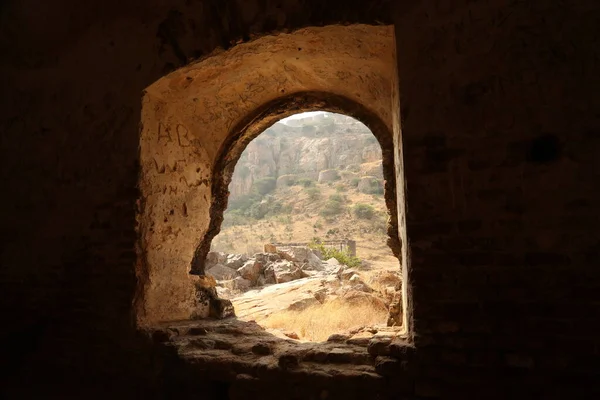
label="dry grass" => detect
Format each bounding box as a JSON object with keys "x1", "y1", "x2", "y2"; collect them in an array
[{"x1": 261, "y1": 297, "x2": 388, "y2": 342}]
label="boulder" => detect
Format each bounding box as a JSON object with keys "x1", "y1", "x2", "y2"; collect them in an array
[
  {"x1": 338, "y1": 268, "x2": 358, "y2": 280},
  {"x1": 225, "y1": 253, "x2": 248, "y2": 269},
  {"x1": 259, "y1": 264, "x2": 277, "y2": 285},
  {"x1": 253, "y1": 252, "x2": 270, "y2": 264},
  {"x1": 270, "y1": 260, "x2": 305, "y2": 283},
  {"x1": 206, "y1": 251, "x2": 228, "y2": 268},
  {"x1": 237, "y1": 260, "x2": 262, "y2": 285},
  {"x1": 206, "y1": 264, "x2": 237, "y2": 281},
  {"x1": 233, "y1": 277, "x2": 252, "y2": 291},
  {"x1": 263, "y1": 243, "x2": 277, "y2": 253},
  {"x1": 277, "y1": 246, "x2": 323, "y2": 270},
  {"x1": 318, "y1": 169, "x2": 340, "y2": 183},
  {"x1": 323, "y1": 257, "x2": 342, "y2": 272},
  {"x1": 220, "y1": 276, "x2": 252, "y2": 292},
  {"x1": 357, "y1": 176, "x2": 382, "y2": 194}
]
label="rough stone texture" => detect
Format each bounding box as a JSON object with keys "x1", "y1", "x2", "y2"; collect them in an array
[
  {"x1": 317, "y1": 169, "x2": 341, "y2": 183},
  {"x1": 357, "y1": 176, "x2": 383, "y2": 194},
  {"x1": 138, "y1": 23, "x2": 399, "y2": 323},
  {"x1": 276, "y1": 246, "x2": 323, "y2": 270},
  {"x1": 237, "y1": 260, "x2": 262, "y2": 284},
  {"x1": 1, "y1": 0, "x2": 599, "y2": 399}
]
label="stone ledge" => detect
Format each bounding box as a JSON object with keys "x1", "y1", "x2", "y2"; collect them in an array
[{"x1": 147, "y1": 318, "x2": 413, "y2": 381}]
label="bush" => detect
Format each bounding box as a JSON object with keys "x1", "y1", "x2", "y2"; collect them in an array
[
  {"x1": 306, "y1": 187, "x2": 321, "y2": 201},
  {"x1": 253, "y1": 177, "x2": 277, "y2": 196},
  {"x1": 297, "y1": 178, "x2": 315, "y2": 188},
  {"x1": 335, "y1": 184, "x2": 346, "y2": 192},
  {"x1": 353, "y1": 203, "x2": 376, "y2": 219},
  {"x1": 350, "y1": 177, "x2": 360, "y2": 187},
  {"x1": 319, "y1": 199, "x2": 345, "y2": 217},
  {"x1": 309, "y1": 239, "x2": 362, "y2": 269},
  {"x1": 329, "y1": 194, "x2": 345, "y2": 203},
  {"x1": 222, "y1": 210, "x2": 251, "y2": 227}
]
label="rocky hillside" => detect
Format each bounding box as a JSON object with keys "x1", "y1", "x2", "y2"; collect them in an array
[
  {"x1": 213, "y1": 112, "x2": 394, "y2": 266},
  {"x1": 229, "y1": 112, "x2": 383, "y2": 199}
]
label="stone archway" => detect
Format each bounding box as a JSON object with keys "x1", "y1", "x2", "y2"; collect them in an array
[
  {"x1": 136, "y1": 24, "x2": 403, "y2": 326},
  {"x1": 191, "y1": 91, "x2": 401, "y2": 276}
]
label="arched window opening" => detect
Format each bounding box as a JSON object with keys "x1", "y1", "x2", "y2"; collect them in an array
[
  {"x1": 207, "y1": 111, "x2": 403, "y2": 342},
  {"x1": 136, "y1": 25, "x2": 412, "y2": 346}
]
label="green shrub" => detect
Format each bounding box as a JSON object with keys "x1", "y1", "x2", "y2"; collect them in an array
[
  {"x1": 309, "y1": 239, "x2": 362, "y2": 268},
  {"x1": 297, "y1": 178, "x2": 315, "y2": 188},
  {"x1": 353, "y1": 203, "x2": 376, "y2": 219},
  {"x1": 319, "y1": 199, "x2": 345, "y2": 217},
  {"x1": 306, "y1": 187, "x2": 321, "y2": 201},
  {"x1": 329, "y1": 194, "x2": 345, "y2": 203},
  {"x1": 350, "y1": 177, "x2": 360, "y2": 187},
  {"x1": 335, "y1": 184, "x2": 346, "y2": 192}
]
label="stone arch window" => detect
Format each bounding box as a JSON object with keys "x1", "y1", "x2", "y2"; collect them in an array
[{"x1": 136, "y1": 24, "x2": 411, "y2": 338}]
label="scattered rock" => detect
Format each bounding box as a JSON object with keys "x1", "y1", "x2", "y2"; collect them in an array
[
  {"x1": 277, "y1": 246, "x2": 323, "y2": 270},
  {"x1": 206, "y1": 251, "x2": 227, "y2": 268},
  {"x1": 271, "y1": 260, "x2": 305, "y2": 283},
  {"x1": 237, "y1": 260, "x2": 262, "y2": 285},
  {"x1": 338, "y1": 268, "x2": 358, "y2": 280},
  {"x1": 282, "y1": 331, "x2": 300, "y2": 340},
  {"x1": 206, "y1": 264, "x2": 237, "y2": 280},
  {"x1": 225, "y1": 253, "x2": 248, "y2": 269},
  {"x1": 324, "y1": 258, "x2": 341, "y2": 271},
  {"x1": 264, "y1": 243, "x2": 277, "y2": 253},
  {"x1": 233, "y1": 276, "x2": 252, "y2": 292},
  {"x1": 260, "y1": 265, "x2": 277, "y2": 285}
]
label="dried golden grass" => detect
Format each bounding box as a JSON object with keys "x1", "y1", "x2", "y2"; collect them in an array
[{"x1": 261, "y1": 297, "x2": 388, "y2": 342}]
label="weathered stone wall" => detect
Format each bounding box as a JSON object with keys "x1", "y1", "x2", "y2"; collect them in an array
[
  {"x1": 393, "y1": 0, "x2": 600, "y2": 397},
  {"x1": 0, "y1": 0, "x2": 599, "y2": 398},
  {"x1": 138, "y1": 24, "x2": 396, "y2": 324}
]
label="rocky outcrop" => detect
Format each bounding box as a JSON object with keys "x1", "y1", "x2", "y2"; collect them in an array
[
  {"x1": 205, "y1": 246, "x2": 403, "y2": 337},
  {"x1": 357, "y1": 176, "x2": 383, "y2": 194},
  {"x1": 318, "y1": 169, "x2": 340, "y2": 183},
  {"x1": 228, "y1": 116, "x2": 383, "y2": 199},
  {"x1": 205, "y1": 247, "x2": 324, "y2": 295}
]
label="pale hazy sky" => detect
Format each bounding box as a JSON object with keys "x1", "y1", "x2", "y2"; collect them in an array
[{"x1": 279, "y1": 111, "x2": 325, "y2": 124}]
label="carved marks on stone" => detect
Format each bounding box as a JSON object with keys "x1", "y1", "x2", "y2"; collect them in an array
[{"x1": 157, "y1": 121, "x2": 192, "y2": 146}]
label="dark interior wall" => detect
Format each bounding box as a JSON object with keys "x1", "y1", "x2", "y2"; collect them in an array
[
  {"x1": 0, "y1": 0, "x2": 598, "y2": 398},
  {"x1": 395, "y1": 1, "x2": 600, "y2": 397}
]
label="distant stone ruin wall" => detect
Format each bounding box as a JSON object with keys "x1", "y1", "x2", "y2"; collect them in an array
[{"x1": 267, "y1": 239, "x2": 356, "y2": 257}]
